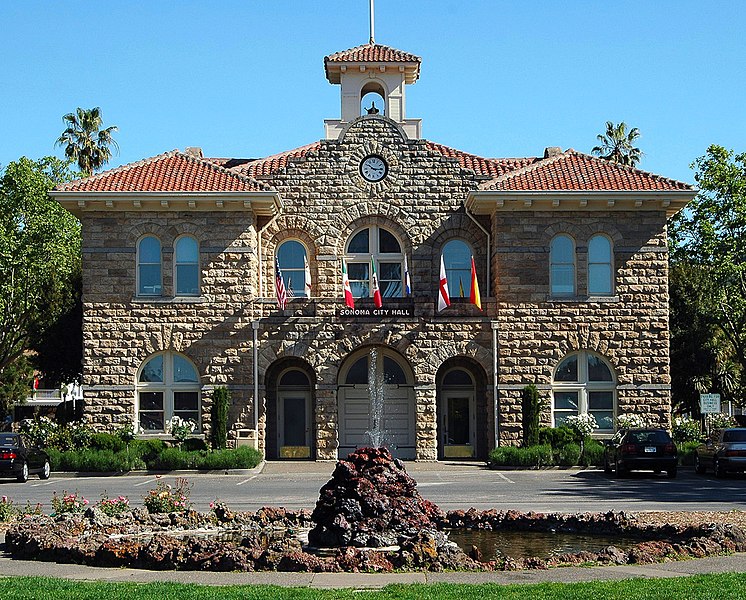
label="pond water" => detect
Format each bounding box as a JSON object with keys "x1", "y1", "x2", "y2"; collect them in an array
[{"x1": 447, "y1": 529, "x2": 642, "y2": 560}]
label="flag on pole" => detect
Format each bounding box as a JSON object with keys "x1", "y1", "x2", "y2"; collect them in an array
[
  {"x1": 404, "y1": 254, "x2": 412, "y2": 297},
  {"x1": 342, "y1": 259, "x2": 355, "y2": 308},
  {"x1": 287, "y1": 276, "x2": 295, "y2": 298},
  {"x1": 304, "y1": 254, "x2": 312, "y2": 298},
  {"x1": 275, "y1": 257, "x2": 288, "y2": 309},
  {"x1": 371, "y1": 256, "x2": 383, "y2": 308},
  {"x1": 459, "y1": 277, "x2": 464, "y2": 298},
  {"x1": 470, "y1": 255, "x2": 482, "y2": 310},
  {"x1": 438, "y1": 254, "x2": 450, "y2": 311}
]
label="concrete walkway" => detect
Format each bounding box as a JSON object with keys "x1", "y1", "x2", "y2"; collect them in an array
[{"x1": 1, "y1": 548, "x2": 745, "y2": 588}]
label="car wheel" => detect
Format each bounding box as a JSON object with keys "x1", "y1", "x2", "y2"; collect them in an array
[
  {"x1": 615, "y1": 458, "x2": 627, "y2": 477},
  {"x1": 695, "y1": 454, "x2": 706, "y2": 475},
  {"x1": 39, "y1": 459, "x2": 51, "y2": 480},
  {"x1": 715, "y1": 458, "x2": 727, "y2": 478},
  {"x1": 16, "y1": 461, "x2": 29, "y2": 483},
  {"x1": 667, "y1": 466, "x2": 677, "y2": 479}
]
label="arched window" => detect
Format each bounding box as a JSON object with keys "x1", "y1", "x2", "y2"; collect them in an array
[
  {"x1": 277, "y1": 240, "x2": 309, "y2": 298},
  {"x1": 588, "y1": 234, "x2": 613, "y2": 295},
  {"x1": 345, "y1": 226, "x2": 404, "y2": 299},
  {"x1": 360, "y1": 82, "x2": 386, "y2": 116},
  {"x1": 442, "y1": 240, "x2": 472, "y2": 298},
  {"x1": 550, "y1": 235, "x2": 575, "y2": 296},
  {"x1": 175, "y1": 236, "x2": 199, "y2": 296},
  {"x1": 552, "y1": 351, "x2": 615, "y2": 432},
  {"x1": 137, "y1": 352, "x2": 200, "y2": 433},
  {"x1": 137, "y1": 236, "x2": 162, "y2": 296}
]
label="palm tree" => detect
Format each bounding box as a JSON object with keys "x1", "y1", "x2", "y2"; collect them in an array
[
  {"x1": 55, "y1": 107, "x2": 119, "y2": 176},
  {"x1": 592, "y1": 121, "x2": 642, "y2": 167}
]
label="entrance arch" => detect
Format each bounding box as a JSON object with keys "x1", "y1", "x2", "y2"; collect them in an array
[
  {"x1": 265, "y1": 358, "x2": 315, "y2": 459},
  {"x1": 337, "y1": 347, "x2": 416, "y2": 459}
]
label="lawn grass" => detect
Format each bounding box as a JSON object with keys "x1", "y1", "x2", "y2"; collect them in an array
[{"x1": 1, "y1": 574, "x2": 746, "y2": 600}]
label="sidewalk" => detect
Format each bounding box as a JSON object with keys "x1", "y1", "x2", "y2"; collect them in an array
[{"x1": 1, "y1": 548, "x2": 745, "y2": 588}]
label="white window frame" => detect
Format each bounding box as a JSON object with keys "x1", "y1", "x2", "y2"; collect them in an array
[
  {"x1": 551, "y1": 351, "x2": 616, "y2": 433},
  {"x1": 345, "y1": 226, "x2": 405, "y2": 299},
  {"x1": 136, "y1": 351, "x2": 201, "y2": 434},
  {"x1": 550, "y1": 234, "x2": 576, "y2": 297},
  {"x1": 442, "y1": 239, "x2": 474, "y2": 299},
  {"x1": 587, "y1": 234, "x2": 614, "y2": 296},
  {"x1": 174, "y1": 235, "x2": 200, "y2": 297},
  {"x1": 276, "y1": 239, "x2": 309, "y2": 298},
  {"x1": 136, "y1": 235, "x2": 162, "y2": 296}
]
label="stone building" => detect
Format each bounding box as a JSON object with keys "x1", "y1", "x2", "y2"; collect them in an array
[{"x1": 52, "y1": 40, "x2": 696, "y2": 461}]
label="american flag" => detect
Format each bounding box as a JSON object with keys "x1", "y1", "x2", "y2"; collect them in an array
[
  {"x1": 287, "y1": 276, "x2": 295, "y2": 298},
  {"x1": 275, "y1": 258, "x2": 288, "y2": 309}
]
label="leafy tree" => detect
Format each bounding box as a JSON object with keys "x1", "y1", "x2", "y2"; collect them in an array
[
  {"x1": 669, "y1": 145, "x2": 746, "y2": 406},
  {"x1": 0, "y1": 355, "x2": 33, "y2": 421},
  {"x1": 521, "y1": 384, "x2": 543, "y2": 447},
  {"x1": 0, "y1": 157, "x2": 80, "y2": 378},
  {"x1": 211, "y1": 387, "x2": 230, "y2": 450},
  {"x1": 55, "y1": 107, "x2": 118, "y2": 176},
  {"x1": 592, "y1": 121, "x2": 642, "y2": 167}
]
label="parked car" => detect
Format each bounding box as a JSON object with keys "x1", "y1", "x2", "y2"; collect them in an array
[
  {"x1": 695, "y1": 428, "x2": 746, "y2": 477},
  {"x1": 0, "y1": 433, "x2": 51, "y2": 482},
  {"x1": 603, "y1": 428, "x2": 678, "y2": 478}
]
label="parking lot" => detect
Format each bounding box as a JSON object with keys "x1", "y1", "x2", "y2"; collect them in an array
[{"x1": 2, "y1": 462, "x2": 746, "y2": 514}]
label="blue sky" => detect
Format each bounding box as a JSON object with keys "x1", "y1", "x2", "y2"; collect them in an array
[{"x1": 2, "y1": 1, "x2": 744, "y2": 185}]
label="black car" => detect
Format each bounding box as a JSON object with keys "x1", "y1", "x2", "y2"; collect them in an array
[
  {"x1": 603, "y1": 428, "x2": 678, "y2": 478},
  {"x1": 0, "y1": 433, "x2": 51, "y2": 482},
  {"x1": 695, "y1": 428, "x2": 746, "y2": 477}
]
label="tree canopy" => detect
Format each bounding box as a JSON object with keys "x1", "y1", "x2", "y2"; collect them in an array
[
  {"x1": 0, "y1": 157, "x2": 81, "y2": 380},
  {"x1": 669, "y1": 145, "x2": 746, "y2": 409},
  {"x1": 55, "y1": 107, "x2": 118, "y2": 176},
  {"x1": 592, "y1": 121, "x2": 642, "y2": 167}
]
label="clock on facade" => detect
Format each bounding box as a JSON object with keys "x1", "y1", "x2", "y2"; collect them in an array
[{"x1": 360, "y1": 155, "x2": 388, "y2": 182}]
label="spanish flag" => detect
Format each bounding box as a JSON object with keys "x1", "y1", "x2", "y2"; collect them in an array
[{"x1": 470, "y1": 256, "x2": 481, "y2": 310}]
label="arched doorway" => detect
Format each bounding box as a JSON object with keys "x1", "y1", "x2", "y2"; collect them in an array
[
  {"x1": 436, "y1": 358, "x2": 489, "y2": 459},
  {"x1": 337, "y1": 347, "x2": 416, "y2": 459},
  {"x1": 265, "y1": 359, "x2": 315, "y2": 459}
]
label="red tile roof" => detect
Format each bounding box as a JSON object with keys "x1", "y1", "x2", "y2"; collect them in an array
[
  {"x1": 214, "y1": 142, "x2": 323, "y2": 179},
  {"x1": 56, "y1": 151, "x2": 269, "y2": 193},
  {"x1": 425, "y1": 141, "x2": 536, "y2": 178},
  {"x1": 325, "y1": 43, "x2": 421, "y2": 64},
  {"x1": 482, "y1": 149, "x2": 693, "y2": 192}
]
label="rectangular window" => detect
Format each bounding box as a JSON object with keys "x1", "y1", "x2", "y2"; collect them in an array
[
  {"x1": 139, "y1": 391, "x2": 164, "y2": 431},
  {"x1": 348, "y1": 262, "x2": 369, "y2": 298},
  {"x1": 174, "y1": 391, "x2": 199, "y2": 424},
  {"x1": 589, "y1": 391, "x2": 614, "y2": 430},
  {"x1": 379, "y1": 262, "x2": 402, "y2": 297},
  {"x1": 588, "y1": 264, "x2": 612, "y2": 295},
  {"x1": 176, "y1": 264, "x2": 199, "y2": 295},
  {"x1": 553, "y1": 391, "x2": 578, "y2": 426},
  {"x1": 139, "y1": 264, "x2": 162, "y2": 296},
  {"x1": 551, "y1": 265, "x2": 575, "y2": 295}
]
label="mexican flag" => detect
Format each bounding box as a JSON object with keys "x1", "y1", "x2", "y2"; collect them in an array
[
  {"x1": 342, "y1": 260, "x2": 354, "y2": 308},
  {"x1": 371, "y1": 256, "x2": 383, "y2": 308}
]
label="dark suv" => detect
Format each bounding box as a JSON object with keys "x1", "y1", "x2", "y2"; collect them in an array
[
  {"x1": 695, "y1": 428, "x2": 746, "y2": 477},
  {"x1": 603, "y1": 428, "x2": 678, "y2": 478}
]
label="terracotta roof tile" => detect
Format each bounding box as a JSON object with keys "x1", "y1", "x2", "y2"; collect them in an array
[
  {"x1": 482, "y1": 149, "x2": 693, "y2": 192},
  {"x1": 425, "y1": 141, "x2": 536, "y2": 178},
  {"x1": 56, "y1": 151, "x2": 269, "y2": 193},
  {"x1": 325, "y1": 43, "x2": 421, "y2": 64},
  {"x1": 213, "y1": 142, "x2": 322, "y2": 179}
]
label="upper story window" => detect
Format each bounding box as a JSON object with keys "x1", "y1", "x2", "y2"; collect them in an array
[
  {"x1": 137, "y1": 236, "x2": 162, "y2": 296},
  {"x1": 175, "y1": 236, "x2": 199, "y2": 296},
  {"x1": 550, "y1": 234, "x2": 576, "y2": 297},
  {"x1": 345, "y1": 226, "x2": 404, "y2": 299},
  {"x1": 442, "y1": 240, "x2": 473, "y2": 298},
  {"x1": 137, "y1": 351, "x2": 200, "y2": 433},
  {"x1": 552, "y1": 351, "x2": 615, "y2": 432},
  {"x1": 588, "y1": 234, "x2": 613, "y2": 295},
  {"x1": 277, "y1": 240, "x2": 309, "y2": 298}
]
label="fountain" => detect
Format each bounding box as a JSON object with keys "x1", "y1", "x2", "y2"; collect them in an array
[{"x1": 365, "y1": 348, "x2": 386, "y2": 448}]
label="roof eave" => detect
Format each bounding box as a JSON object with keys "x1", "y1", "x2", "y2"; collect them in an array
[
  {"x1": 50, "y1": 190, "x2": 283, "y2": 218},
  {"x1": 466, "y1": 189, "x2": 698, "y2": 219},
  {"x1": 324, "y1": 61, "x2": 421, "y2": 84}
]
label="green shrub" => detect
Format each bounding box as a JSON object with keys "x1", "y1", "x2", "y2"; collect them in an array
[
  {"x1": 678, "y1": 441, "x2": 700, "y2": 466},
  {"x1": 672, "y1": 415, "x2": 702, "y2": 442},
  {"x1": 49, "y1": 448, "x2": 145, "y2": 473},
  {"x1": 539, "y1": 426, "x2": 579, "y2": 448},
  {"x1": 89, "y1": 433, "x2": 126, "y2": 452},
  {"x1": 181, "y1": 438, "x2": 208, "y2": 452},
  {"x1": 555, "y1": 443, "x2": 581, "y2": 466},
  {"x1": 0, "y1": 497, "x2": 18, "y2": 522},
  {"x1": 579, "y1": 439, "x2": 605, "y2": 466},
  {"x1": 196, "y1": 446, "x2": 262, "y2": 470},
  {"x1": 521, "y1": 384, "x2": 543, "y2": 447},
  {"x1": 130, "y1": 438, "x2": 166, "y2": 461},
  {"x1": 488, "y1": 444, "x2": 553, "y2": 468},
  {"x1": 147, "y1": 447, "x2": 200, "y2": 471},
  {"x1": 211, "y1": 387, "x2": 230, "y2": 450}
]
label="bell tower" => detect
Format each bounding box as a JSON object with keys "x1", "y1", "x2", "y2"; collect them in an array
[{"x1": 323, "y1": 5, "x2": 421, "y2": 140}]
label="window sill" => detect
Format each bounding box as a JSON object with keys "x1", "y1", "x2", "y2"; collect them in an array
[
  {"x1": 546, "y1": 295, "x2": 619, "y2": 303},
  {"x1": 132, "y1": 296, "x2": 207, "y2": 304}
]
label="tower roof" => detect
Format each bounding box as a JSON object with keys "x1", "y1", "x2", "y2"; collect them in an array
[{"x1": 324, "y1": 42, "x2": 421, "y2": 84}]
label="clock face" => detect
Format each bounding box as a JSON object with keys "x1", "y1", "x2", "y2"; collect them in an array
[{"x1": 360, "y1": 155, "x2": 388, "y2": 182}]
